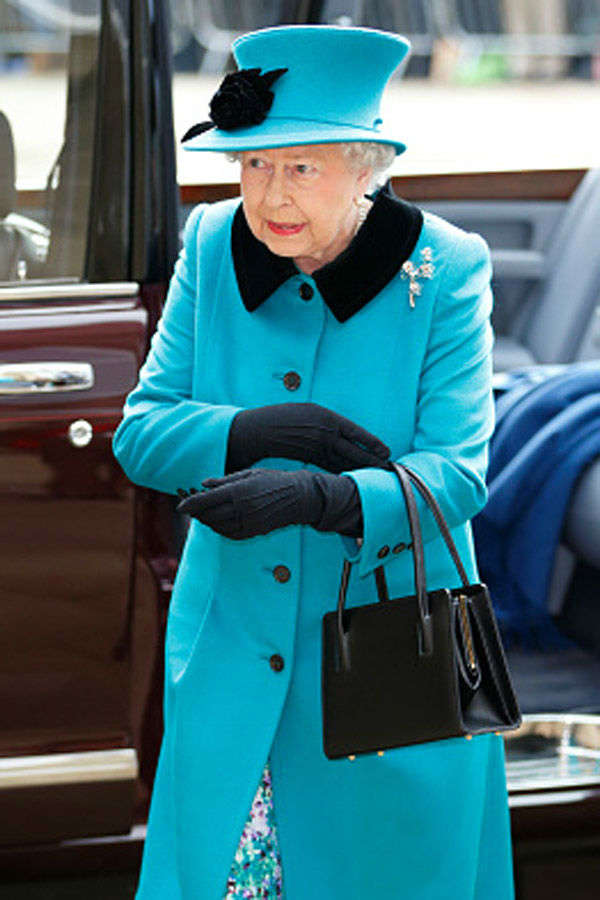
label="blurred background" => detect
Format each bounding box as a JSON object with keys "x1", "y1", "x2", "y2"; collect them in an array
[{"x1": 1, "y1": 0, "x2": 599, "y2": 191}]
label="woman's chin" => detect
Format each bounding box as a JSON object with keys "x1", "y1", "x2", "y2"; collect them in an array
[{"x1": 261, "y1": 231, "x2": 309, "y2": 257}]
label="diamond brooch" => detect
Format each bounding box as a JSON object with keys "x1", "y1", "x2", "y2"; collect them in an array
[{"x1": 401, "y1": 247, "x2": 435, "y2": 309}]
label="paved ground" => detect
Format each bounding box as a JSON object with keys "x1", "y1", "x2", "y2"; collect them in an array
[{"x1": 2, "y1": 72, "x2": 599, "y2": 191}]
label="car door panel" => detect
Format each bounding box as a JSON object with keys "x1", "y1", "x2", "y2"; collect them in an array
[{"x1": 0, "y1": 285, "x2": 147, "y2": 843}]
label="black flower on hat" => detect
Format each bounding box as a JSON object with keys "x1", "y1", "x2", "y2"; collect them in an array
[{"x1": 181, "y1": 67, "x2": 288, "y2": 142}]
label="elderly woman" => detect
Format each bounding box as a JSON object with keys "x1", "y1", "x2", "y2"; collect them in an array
[{"x1": 112, "y1": 24, "x2": 515, "y2": 900}]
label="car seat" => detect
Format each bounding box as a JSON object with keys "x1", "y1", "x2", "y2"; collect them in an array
[
  {"x1": 491, "y1": 169, "x2": 600, "y2": 618},
  {"x1": 493, "y1": 168, "x2": 600, "y2": 373},
  {"x1": 0, "y1": 111, "x2": 22, "y2": 281}
]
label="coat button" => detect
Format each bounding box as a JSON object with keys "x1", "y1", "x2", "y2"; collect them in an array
[
  {"x1": 273, "y1": 565, "x2": 291, "y2": 583},
  {"x1": 283, "y1": 371, "x2": 301, "y2": 391},
  {"x1": 270, "y1": 654, "x2": 285, "y2": 672},
  {"x1": 392, "y1": 543, "x2": 406, "y2": 554},
  {"x1": 377, "y1": 545, "x2": 390, "y2": 559},
  {"x1": 299, "y1": 282, "x2": 314, "y2": 301}
]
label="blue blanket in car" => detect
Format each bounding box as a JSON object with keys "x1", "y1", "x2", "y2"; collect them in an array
[{"x1": 472, "y1": 362, "x2": 600, "y2": 648}]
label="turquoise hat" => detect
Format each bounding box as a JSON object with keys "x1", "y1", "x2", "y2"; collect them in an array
[{"x1": 182, "y1": 25, "x2": 411, "y2": 155}]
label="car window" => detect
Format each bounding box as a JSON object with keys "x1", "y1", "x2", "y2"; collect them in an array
[
  {"x1": 0, "y1": 0, "x2": 100, "y2": 284},
  {"x1": 168, "y1": 0, "x2": 600, "y2": 186}
]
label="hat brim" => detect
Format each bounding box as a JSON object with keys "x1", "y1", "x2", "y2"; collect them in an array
[{"x1": 181, "y1": 117, "x2": 406, "y2": 155}]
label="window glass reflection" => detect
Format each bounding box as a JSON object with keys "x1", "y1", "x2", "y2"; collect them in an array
[{"x1": 0, "y1": 0, "x2": 100, "y2": 283}]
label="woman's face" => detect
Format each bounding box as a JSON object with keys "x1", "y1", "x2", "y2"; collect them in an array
[{"x1": 239, "y1": 143, "x2": 372, "y2": 274}]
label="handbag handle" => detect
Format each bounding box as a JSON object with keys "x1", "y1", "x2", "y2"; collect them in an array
[
  {"x1": 336, "y1": 461, "x2": 472, "y2": 664},
  {"x1": 396, "y1": 463, "x2": 469, "y2": 587},
  {"x1": 391, "y1": 462, "x2": 433, "y2": 655},
  {"x1": 336, "y1": 461, "x2": 430, "y2": 661}
]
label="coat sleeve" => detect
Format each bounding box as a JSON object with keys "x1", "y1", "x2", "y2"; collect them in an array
[
  {"x1": 111, "y1": 204, "x2": 243, "y2": 495},
  {"x1": 339, "y1": 229, "x2": 495, "y2": 578}
]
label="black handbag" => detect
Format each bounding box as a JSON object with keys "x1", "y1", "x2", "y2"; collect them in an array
[{"x1": 321, "y1": 461, "x2": 522, "y2": 760}]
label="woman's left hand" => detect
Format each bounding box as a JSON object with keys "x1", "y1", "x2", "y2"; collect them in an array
[{"x1": 176, "y1": 468, "x2": 363, "y2": 539}]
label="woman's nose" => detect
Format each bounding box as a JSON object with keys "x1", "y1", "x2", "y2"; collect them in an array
[{"x1": 264, "y1": 168, "x2": 291, "y2": 207}]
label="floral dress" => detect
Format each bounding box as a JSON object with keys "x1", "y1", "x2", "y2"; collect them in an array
[{"x1": 223, "y1": 757, "x2": 284, "y2": 898}]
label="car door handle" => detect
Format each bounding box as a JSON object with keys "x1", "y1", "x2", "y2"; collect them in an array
[{"x1": 0, "y1": 362, "x2": 94, "y2": 393}]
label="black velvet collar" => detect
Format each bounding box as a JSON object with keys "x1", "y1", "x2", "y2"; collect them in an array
[{"x1": 231, "y1": 181, "x2": 424, "y2": 323}]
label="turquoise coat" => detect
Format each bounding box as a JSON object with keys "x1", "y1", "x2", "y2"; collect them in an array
[{"x1": 112, "y1": 196, "x2": 515, "y2": 899}]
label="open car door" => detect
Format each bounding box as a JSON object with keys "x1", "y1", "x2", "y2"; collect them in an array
[{"x1": 0, "y1": 0, "x2": 177, "y2": 849}]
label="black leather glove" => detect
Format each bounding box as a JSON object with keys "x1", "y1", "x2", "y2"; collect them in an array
[
  {"x1": 176, "y1": 468, "x2": 363, "y2": 540},
  {"x1": 225, "y1": 402, "x2": 390, "y2": 475}
]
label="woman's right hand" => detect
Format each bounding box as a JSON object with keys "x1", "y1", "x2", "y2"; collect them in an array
[{"x1": 225, "y1": 402, "x2": 390, "y2": 474}]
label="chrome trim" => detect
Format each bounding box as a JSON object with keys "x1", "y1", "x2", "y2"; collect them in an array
[
  {"x1": 509, "y1": 789, "x2": 595, "y2": 809},
  {"x1": 0, "y1": 362, "x2": 94, "y2": 394},
  {"x1": 0, "y1": 282, "x2": 139, "y2": 302},
  {"x1": 0, "y1": 749, "x2": 138, "y2": 789},
  {"x1": 69, "y1": 418, "x2": 94, "y2": 446},
  {"x1": 0, "y1": 301, "x2": 140, "y2": 316},
  {"x1": 505, "y1": 713, "x2": 600, "y2": 793},
  {"x1": 63, "y1": 822, "x2": 147, "y2": 847}
]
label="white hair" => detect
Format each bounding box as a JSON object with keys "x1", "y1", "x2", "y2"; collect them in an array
[
  {"x1": 338, "y1": 142, "x2": 397, "y2": 189},
  {"x1": 227, "y1": 141, "x2": 396, "y2": 190}
]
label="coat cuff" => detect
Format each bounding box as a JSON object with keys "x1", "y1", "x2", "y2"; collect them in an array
[
  {"x1": 339, "y1": 466, "x2": 409, "y2": 577},
  {"x1": 113, "y1": 397, "x2": 243, "y2": 497}
]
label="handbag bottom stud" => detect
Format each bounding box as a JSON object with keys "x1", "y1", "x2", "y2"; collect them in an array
[{"x1": 346, "y1": 751, "x2": 386, "y2": 760}]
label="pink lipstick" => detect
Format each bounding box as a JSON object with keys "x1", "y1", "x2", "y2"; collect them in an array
[{"x1": 267, "y1": 221, "x2": 306, "y2": 236}]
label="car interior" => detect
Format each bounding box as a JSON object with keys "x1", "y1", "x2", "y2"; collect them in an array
[
  {"x1": 0, "y1": 108, "x2": 51, "y2": 282},
  {"x1": 414, "y1": 172, "x2": 600, "y2": 719},
  {"x1": 0, "y1": 109, "x2": 22, "y2": 280}
]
